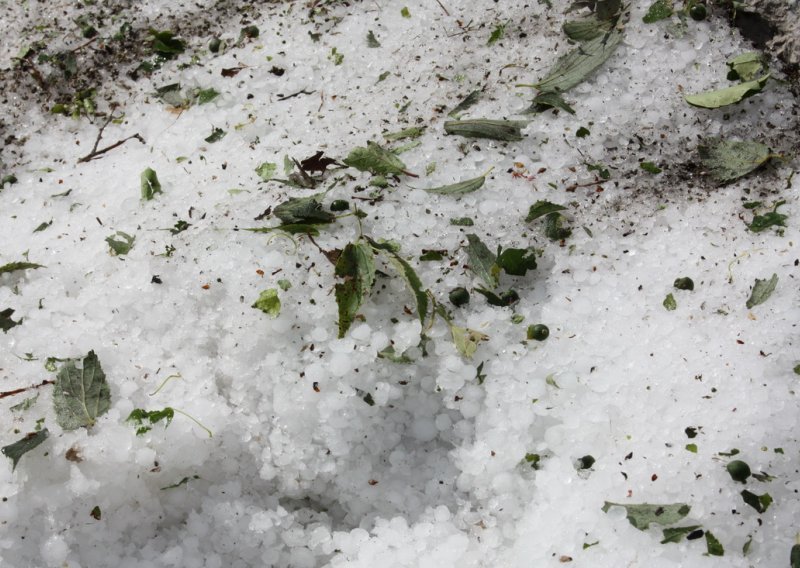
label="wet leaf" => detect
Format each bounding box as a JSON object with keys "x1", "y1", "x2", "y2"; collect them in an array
[
  {"x1": 2, "y1": 429, "x2": 49, "y2": 471},
  {"x1": 661, "y1": 525, "x2": 702, "y2": 544},
  {"x1": 602, "y1": 502, "x2": 691, "y2": 530},
  {"x1": 424, "y1": 174, "x2": 486, "y2": 196},
  {"x1": 741, "y1": 490, "x2": 772, "y2": 513},
  {"x1": 106, "y1": 231, "x2": 135, "y2": 256},
  {"x1": 727, "y1": 52, "x2": 768, "y2": 81},
  {"x1": 140, "y1": 168, "x2": 162, "y2": 200},
  {"x1": 273, "y1": 194, "x2": 335, "y2": 225},
  {"x1": 496, "y1": 248, "x2": 537, "y2": 276},
  {"x1": 343, "y1": 141, "x2": 410, "y2": 176},
  {"x1": 536, "y1": 29, "x2": 623, "y2": 94},
  {"x1": 465, "y1": 234, "x2": 498, "y2": 289},
  {"x1": 685, "y1": 75, "x2": 770, "y2": 109},
  {"x1": 748, "y1": 201, "x2": 787, "y2": 233},
  {"x1": 643, "y1": 0, "x2": 673, "y2": 23},
  {"x1": 448, "y1": 90, "x2": 482, "y2": 118},
  {"x1": 126, "y1": 407, "x2": 175, "y2": 435},
  {"x1": 335, "y1": 242, "x2": 376, "y2": 338},
  {"x1": 544, "y1": 213, "x2": 572, "y2": 240},
  {"x1": 53, "y1": 351, "x2": 111, "y2": 430},
  {"x1": 451, "y1": 325, "x2": 488, "y2": 359},
  {"x1": 705, "y1": 531, "x2": 724, "y2": 556},
  {"x1": 746, "y1": 273, "x2": 778, "y2": 309},
  {"x1": 526, "y1": 200, "x2": 567, "y2": 222},
  {"x1": 369, "y1": 239, "x2": 429, "y2": 327},
  {"x1": 252, "y1": 289, "x2": 281, "y2": 318},
  {"x1": 698, "y1": 138, "x2": 773, "y2": 183},
  {"x1": 444, "y1": 119, "x2": 526, "y2": 141},
  {"x1": 1, "y1": 308, "x2": 21, "y2": 333}
]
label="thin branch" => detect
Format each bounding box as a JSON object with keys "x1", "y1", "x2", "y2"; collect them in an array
[
  {"x1": 435, "y1": 0, "x2": 450, "y2": 16},
  {"x1": 77, "y1": 112, "x2": 146, "y2": 163},
  {"x1": 277, "y1": 89, "x2": 315, "y2": 101},
  {"x1": 0, "y1": 379, "x2": 54, "y2": 400}
]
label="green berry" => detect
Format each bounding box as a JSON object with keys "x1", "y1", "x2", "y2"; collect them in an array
[
  {"x1": 527, "y1": 324, "x2": 549, "y2": 341},
  {"x1": 673, "y1": 277, "x2": 694, "y2": 291},
  {"x1": 449, "y1": 287, "x2": 470, "y2": 307},
  {"x1": 690, "y1": 4, "x2": 707, "y2": 21},
  {"x1": 209, "y1": 38, "x2": 222, "y2": 53},
  {"x1": 330, "y1": 199, "x2": 350, "y2": 212},
  {"x1": 726, "y1": 460, "x2": 751, "y2": 483}
]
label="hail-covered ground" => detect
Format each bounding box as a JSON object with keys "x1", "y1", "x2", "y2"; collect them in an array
[{"x1": 1, "y1": 1, "x2": 798, "y2": 567}]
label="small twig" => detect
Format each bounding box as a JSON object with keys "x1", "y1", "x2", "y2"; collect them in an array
[
  {"x1": 277, "y1": 89, "x2": 315, "y2": 101},
  {"x1": 70, "y1": 36, "x2": 98, "y2": 53},
  {"x1": 77, "y1": 113, "x2": 145, "y2": 164},
  {"x1": 0, "y1": 379, "x2": 54, "y2": 400},
  {"x1": 436, "y1": 0, "x2": 450, "y2": 16}
]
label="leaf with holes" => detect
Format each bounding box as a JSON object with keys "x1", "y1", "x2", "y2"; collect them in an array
[{"x1": 53, "y1": 351, "x2": 111, "y2": 430}]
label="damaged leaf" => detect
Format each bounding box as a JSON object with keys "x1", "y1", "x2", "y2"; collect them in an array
[
  {"x1": 252, "y1": 289, "x2": 281, "y2": 318},
  {"x1": 661, "y1": 525, "x2": 702, "y2": 544},
  {"x1": 273, "y1": 194, "x2": 335, "y2": 225},
  {"x1": 642, "y1": 0, "x2": 673, "y2": 23},
  {"x1": 369, "y1": 239, "x2": 428, "y2": 327},
  {"x1": 1, "y1": 307, "x2": 21, "y2": 333},
  {"x1": 496, "y1": 247, "x2": 537, "y2": 276},
  {"x1": 0, "y1": 262, "x2": 44, "y2": 277},
  {"x1": 384, "y1": 127, "x2": 426, "y2": 141},
  {"x1": 526, "y1": 200, "x2": 567, "y2": 222},
  {"x1": 106, "y1": 231, "x2": 135, "y2": 256},
  {"x1": 698, "y1": 138, "x2": 773, "y2": 183},
  {"x1": 748, "y1": 201, "x2": 787, "y2": 233},
  {"x1": 335, "y1": 242, "x2": 376, "y2": 338},
  {"x1": 564, "y1": 16, "x2": 614, "y2": 40},
  {"x1": 685, "y1": 74, "x2": 770, "y2": 109},
  {"x1": 2, "y1": 429, "x2": 49, "y2": 471},
  {"x1": 727, "y1": 52, "x2": 768, "y2": 82},
  {"x1": 602, "y1": 502, "x2": 691, "y2": 530},
  {"x1": 53, "y1": 351, "x2": 111, "y2": 430},
  {"x1": 465, "y1": 234, "x2": 498, "y2": 289},
  {"x1": 424, "y1": 174, "x2": 486, "y2": 196},
  {"x1": 451, "y1": 325, "x2": 488, "y2": 359},
  {"x1": 255, "y1": 162, "x2": 278, "y2": 181},
  {"x1": 746, "y1": 273, "x2": 778, "y2": 309},
  {"x1": 536, "y1": 29, "x2": 623, "y2": 94},
  {"x1": 524, "y1": 91, "x2": 576, "y2": 115},
  {"x1": 448, "y1": 90, "x2": 482, "y2": 118},
  {"x1": 140, "y1": 168, "x2": 162, "y2": 200},
  {"x1": 343, "y1": 141, "x2": 412, "y2": 176},
  {"x1": 444, "y1": 119, "x2": 526, "y2": 141}
]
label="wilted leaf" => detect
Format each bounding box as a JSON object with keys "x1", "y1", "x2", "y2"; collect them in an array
[
  {"x1": 536, "y1": 29, "x2": 623, "y2": 94},
  {"x1": 383, "y1": 127, "x2": 426, "y2": 141},
  {"x1": 0, "y1": 261, "x2": 44, "y2": 277},
  {"x1": 366, "y1": 30, "x2": 381, "y2": 48},
  {"x1": 466, "y1": 234, "x2": 498, "y2": 289},
  {"x1": 0, "y1": 308, "x2": 21, "y2": 332},
  {"x1": 444, "y1": 119, "x2": 526, "y2": 141},
  {"x1": 488, "y1": 23, "x2": 506, "y2": 45},
  {"x1": 727, "y1": 52, "x2": 768, "y2": 81},
  {"x1": 53, "y1": 351, "x2": 111, "y2": 430},
  {"x1": 698, "y1": 138, "x2": 773, "y2": 183},
  {"x1": 335, "y1": 242, "x2": 376, "y2": 338},
  {"x1": 255, "y1": 162, "x2": 278, "y2": 181},
  {"x1": 451, "y1": 325, "x2": 488, "y2": 359},
  {"x1": 545, "y1": 213, "x2": 572, "y2": 240},
  {"x1": 424, "y1": 174, "x2": 486, "y2": 196},
  {"x1": 602, "y1": 502, "x2": 691, "y2": 530},
  {"x1": 149, "y1": 29, "x2": 186, "y2": 57},
  {"x1": 126, "y1": 407, "x2": 175, "y2": 435},
  {"x1": 661, "y1": 525, "x2": 702, "y2": 544},
  {"x1": 204, "y1": 127, "x2": 226, "y2": 143},
  {"x1": 746, "y1": 273, "x2": 778, "y2": 309},
  {"x1": 378, "y1": 345, "x2": 415, "y2": 363},
  {"x1": 141, "y1": 168, "x2": 162, "y2": 200},
  {"x1": 343, "y1": 141, "x2": 411, "y2": 176},
  {"x1": 748, "y1": 201, "x2": 787, "y2": 232},
  {"x1": 252, "y1": 289, "x2": 281, "y2": 318},
  {"x1": 563, "y1": 16, "x2": 613, "y2": 40},
  {"x1": 523, "y1": 91, "x2": 576, "y2": 115},
  {"x1": 300, "y1": 151, "x2": 339, "y2": 174},
  {"x1": 448, "y1": 90, "x2": 482, "y2": 118},
  {"x1": 685, "y1": 75, "x2": 769, "y2": 109},
  {"x1": 2, "y1": 429, "x2": 49, "y2": 471},
  {"x1": 526, "y1": 200, "x2": 567, "y2": 222},
  {"x1": 369, "y1": 239, "x2": 428, "y2": 327},
  {"x1": 106, "y1": 231, "x2": 135, "y2": 256},
  {"x1": 496, "y1": 247, "x2": 537, "y2": 276},
  {"x1": 245, "y1": 224, "x2": 321, "y2": 236},
  {"x1": 273, "y1": 194, "x2": 335, "y2": 225},
  {"x1": 642, "y1": 0, "x2": 673, "y2": 23}
]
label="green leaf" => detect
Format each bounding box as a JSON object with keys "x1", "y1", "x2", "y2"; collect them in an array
[
  {"x1": 140, "y1": 168, "x2": 162, "y2": 200},
  {"x1": 685, "y1": 74, "x2": 770, "y2": 109},
  {"x1": 685, "y1": 443, "x2": 698, "y2": 453},
  {"x1": 193, "y1": 87, "x2": 220, "y2": 105},
  {"x1": 0, "y1": 261, "x2": 44, "y2": 277},
  {"x1": 33, "y1": 220, "x2": 53, "y2": 233},
  {"x1": 424, "y1": 174, "x2": 486, "y2": 196},
  {"x1": 401, "y1": 7, "x2": 411, "y2": 17},
  {"x1": 204, "y1": 127, "x2": 226, "y2": 143},
  {"x1": 2, "y1": 429, "x2": 49, "y2": 471},
  {"x1": 448, "y1": 90, "x2": 482, "y2": 118},
  {"x1": 748, "y1": 201, "x2": 788, "y2": 232},
  {"x1": 52, "y1": 351, "x2": 111, "y2": 430},
  {"x1": 335, "y1": 242, "x2": 376, "y2": 338},
  {"x1": 255, "y1": 162, "x2": 278, "y2": 181},
  {"x1": 155, "y1": 83, "x2": 185, "y2": 106},
  {"x1": 661, "y1": 525, "x2": 702, "y2": 544},
  {"x1": 488, "y1": 23, "x2": 506, "y2": 45},
  {"x1": 524, "y1": 91, "x2": 576, "y2": 115},
  {"x1": 741, "y1": 490, "x2": 772, "y2": 514},
  {"x1": 727, "y1": 52, "x2": 768, "y2": 82},
  {"x1": 450, "y1": 217, "x2": 474, "y2": 226},
  {"x1": 377, "y1": 71, "x2": 391, "y2": 83},
  {"x1": 10, "y1": 394, "x2": 38, "y2": 412},
  {"x1": 643, "y1": 0, "x2": 673, "y2": 23},
  {"x1": 343, "y1": 141, "x2": 410, "y2": 176},
  {"x1": 1, "y1": 308, "x2": 21, "y2": 333},
  {"x1": 149, "y1": 29, "x2": 186, "y2": 57},
  {"x1": 663, "y1": 293, "x2": 677, "y2": 311},
  {"x1": 698, "y1": 138, "x2": 773, "y2": 183},
  {"x1": 746, "y1": 273, "x2": 778, "y2": 309},
  {"x1": 106, "y1": 231, "x2": 135, "y2": 256},
  {"x1": 576, "y1": 126, "x2": 591, "y2": 138},
  {"x1": 475, "y1": 287, "x2": 519, "y2": 307},
  {"x1": 525, "y1": 200, "x2": 567, "y2": 222},
  {"x1": 369, "y1": 239, "x2": 429, "y2": 328},
  {"x1": 252, "y1": 289, "x2": 281, "y2": 318},
  {"x1": 169, "y1": 220, "x2": 190, "y2": 235},
  {"x1": 602, "y1": 502, "x2": 691, "y2": 530},
  {"x1": 563, "y1": 16, "x2": 613, "y2": 40},
  {"x1": 126, "y1": 407, "x2": 175, "y2": 435},
  {"x1": 640, "y1": 161, "x2": 662, "y2": 174},
  {"x1": 377, "y1": 345, "x2": 415, "y2": 363},
  {"x1": 791, "y1": 544, "x2": 800, "y2": 568},
  {"x1": 451, "y1": 325, "x2": 488, "y2": 359},
  {"x1": 544, "y1": 212, "x2": 572, "y2": 240},
  {"x1": 705, "y1": 531, "x2": 724, "y2": 556},
  {"x1": 536, "y1": 29, "x2": 623, "y2": 94},
  {"x1": 273, "y1": 194, "x2": 335, "y2": 225},
  {"x1": 366, "y1": 30, "x2": 381, "y2": 48},
  {"x1": 496, "y1": 248, "x2": 537, "y2": 276},
  {"x1": 444, "y1": 119, "x2": 526, "y2": 141},
  {"x1": 465, "y1": 234, "x2": 498, "y2": 289},
  {"x1": 384, "y1": 127, "x2": 426, "y2": 141}
]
